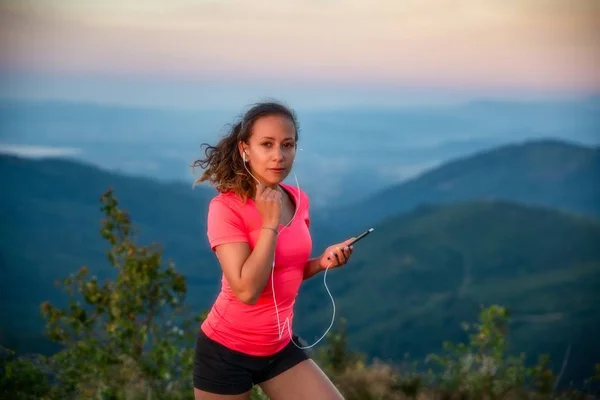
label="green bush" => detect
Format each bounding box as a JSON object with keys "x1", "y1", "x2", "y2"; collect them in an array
[{"x1": 0, "y1": 347, "x2": 53, "y2": 400}]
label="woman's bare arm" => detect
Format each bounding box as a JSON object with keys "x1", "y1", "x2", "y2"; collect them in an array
[
  {"x1": 303, "y1": 258, "x2": 323, "y2": 280},
  {"x1": 214, "y1": 227, "x2": 278, "y2": 305}
]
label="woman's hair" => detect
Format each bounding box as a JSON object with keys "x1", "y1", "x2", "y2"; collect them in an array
[{"x1": 191, "y1": 101, "x2": 299, "y2": 201}]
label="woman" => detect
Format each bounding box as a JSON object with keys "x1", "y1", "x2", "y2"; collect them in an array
[{"x1": 191, "y1": 101, "x2": 355, "y2": 399}]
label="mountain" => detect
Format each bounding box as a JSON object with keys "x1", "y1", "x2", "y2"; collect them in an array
[
  {"x1": 0, "y1": 155, "x2": 220, "y2": 354},
  {"x1": 325, "y1": 139, "x2": 600, "y2": 236},
  {"x1": 295, "y1": 200, "x2": 600, "y2": 386},
  {"x1": 1, "y1": 140, "x2": 599, "y2": 385},
  {"x1": 2, "y1": 97, "x2": 599, "y2": 208}
]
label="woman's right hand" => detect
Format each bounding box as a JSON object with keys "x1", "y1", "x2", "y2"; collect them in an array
[{"x1": 255, "y1": 183, "x2": 282, "y2": 229}]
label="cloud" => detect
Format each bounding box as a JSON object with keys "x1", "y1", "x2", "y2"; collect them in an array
[
  {"x1": 0, "y1": 144, "x2": 82, "y2": 158},
  {"x1": 379, "y1": 160, "x2": 443, "y2": 182}
]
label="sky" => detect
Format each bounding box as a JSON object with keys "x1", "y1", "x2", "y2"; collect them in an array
[{"x1": 1, "y1": 0, "x2": 599, "y2": 108}]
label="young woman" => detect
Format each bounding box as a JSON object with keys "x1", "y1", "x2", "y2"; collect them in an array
[{"x1": 190, "y1": 101, "x2": 355, "y2": 399}]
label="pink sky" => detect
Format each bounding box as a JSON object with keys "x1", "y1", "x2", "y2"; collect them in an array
[{"x1": 1, "y1": 0, "x2": 598, "y2": 107}]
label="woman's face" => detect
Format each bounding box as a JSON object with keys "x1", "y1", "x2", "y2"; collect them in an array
[{"x1": 241, "y1": 114, "x2": 297, "y2": 189}]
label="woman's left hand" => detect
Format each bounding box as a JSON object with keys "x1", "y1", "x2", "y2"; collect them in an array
[{"x1": 319, "y1": 238, "x2": 355, "y2": 269}]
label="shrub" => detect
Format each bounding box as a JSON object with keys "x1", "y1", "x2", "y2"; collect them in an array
[{"x1": 37, "y1": 188, "x2": 202, "y2": 399}]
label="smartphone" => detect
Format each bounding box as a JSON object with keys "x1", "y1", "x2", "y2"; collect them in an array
[
  {"x1": 327, "y1": 228, "x2": 374, "y2": 261},
  {"x1": 347, "y1": 227, "x2": 374, "y2": 246}
]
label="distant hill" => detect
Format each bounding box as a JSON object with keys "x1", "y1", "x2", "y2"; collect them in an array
[
  {"x1": 325, "y1": 139, "x2": 600, "y2": 235},
  {"x1": 0, "y1": 155, "x2": 219, "y2": 354},
  {"x1": 1, "y1": 146, "x2": 599, "y2": 385},
  {"x1": 295, "y1": 200, "x2": 600, "y2": 386}
]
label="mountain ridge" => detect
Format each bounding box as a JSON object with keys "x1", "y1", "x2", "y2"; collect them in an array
[{"x1": 323, "y1": 138, "x2": 600, "y2": 236}]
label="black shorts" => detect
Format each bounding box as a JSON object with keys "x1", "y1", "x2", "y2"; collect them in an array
[{"x1": 193, "y1": 328, "x2": 310, "y2": 395}]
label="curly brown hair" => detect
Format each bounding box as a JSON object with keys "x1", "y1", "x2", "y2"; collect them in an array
[{"x1": 191, "y1": 101, "x2": 299, "y2": 201}]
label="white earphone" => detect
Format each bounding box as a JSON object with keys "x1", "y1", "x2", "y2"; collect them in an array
[{"x1": 242, "y1": 147, "x2": 335, "y2": 350}]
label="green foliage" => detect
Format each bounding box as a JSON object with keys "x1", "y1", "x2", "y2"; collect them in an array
[
  {"x1": 593, "y1": 363, "x2": 600, "y2": 381},
  {"x1": 33, "y1": 188, "x2": 204, "y2": 399},
  {"x1": 389, "y1": 364, "x2": 424, "y2": 399},
  {"x1": 528, "y1": 354, "x2": 555, "y2": 396},
  {"x1": 425, "y1": 305, "x2": 529, "y2": 398},
  {"x1": 319, "y1": 305, "x2": 596, "y2": 400},
  {"x1": 314, "y1": 317, "x2": 365, "y2": 375},
  {"x1": 0, "y1": 347, "x2": 53, "y2": 400}
]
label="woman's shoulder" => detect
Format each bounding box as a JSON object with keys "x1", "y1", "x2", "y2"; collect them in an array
[
  {"x1": 206, "y1": 191, "x2": 251, "y2": 232},
  {"x1": 210, "y1": 190, "x2": 244, "y2": 209}
]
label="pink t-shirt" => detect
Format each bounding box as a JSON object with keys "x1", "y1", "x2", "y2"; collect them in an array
[{"x1": 200, "y1": 183, "x2": 313, "y2": 356}]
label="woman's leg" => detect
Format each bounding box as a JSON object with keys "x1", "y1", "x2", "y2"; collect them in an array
[
  {"x1": 194, "y1": 388, "x2": 250, "y2": 400},
  {"x1": 258, "y1": 359, "x2": 344, "y2": 400}
]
